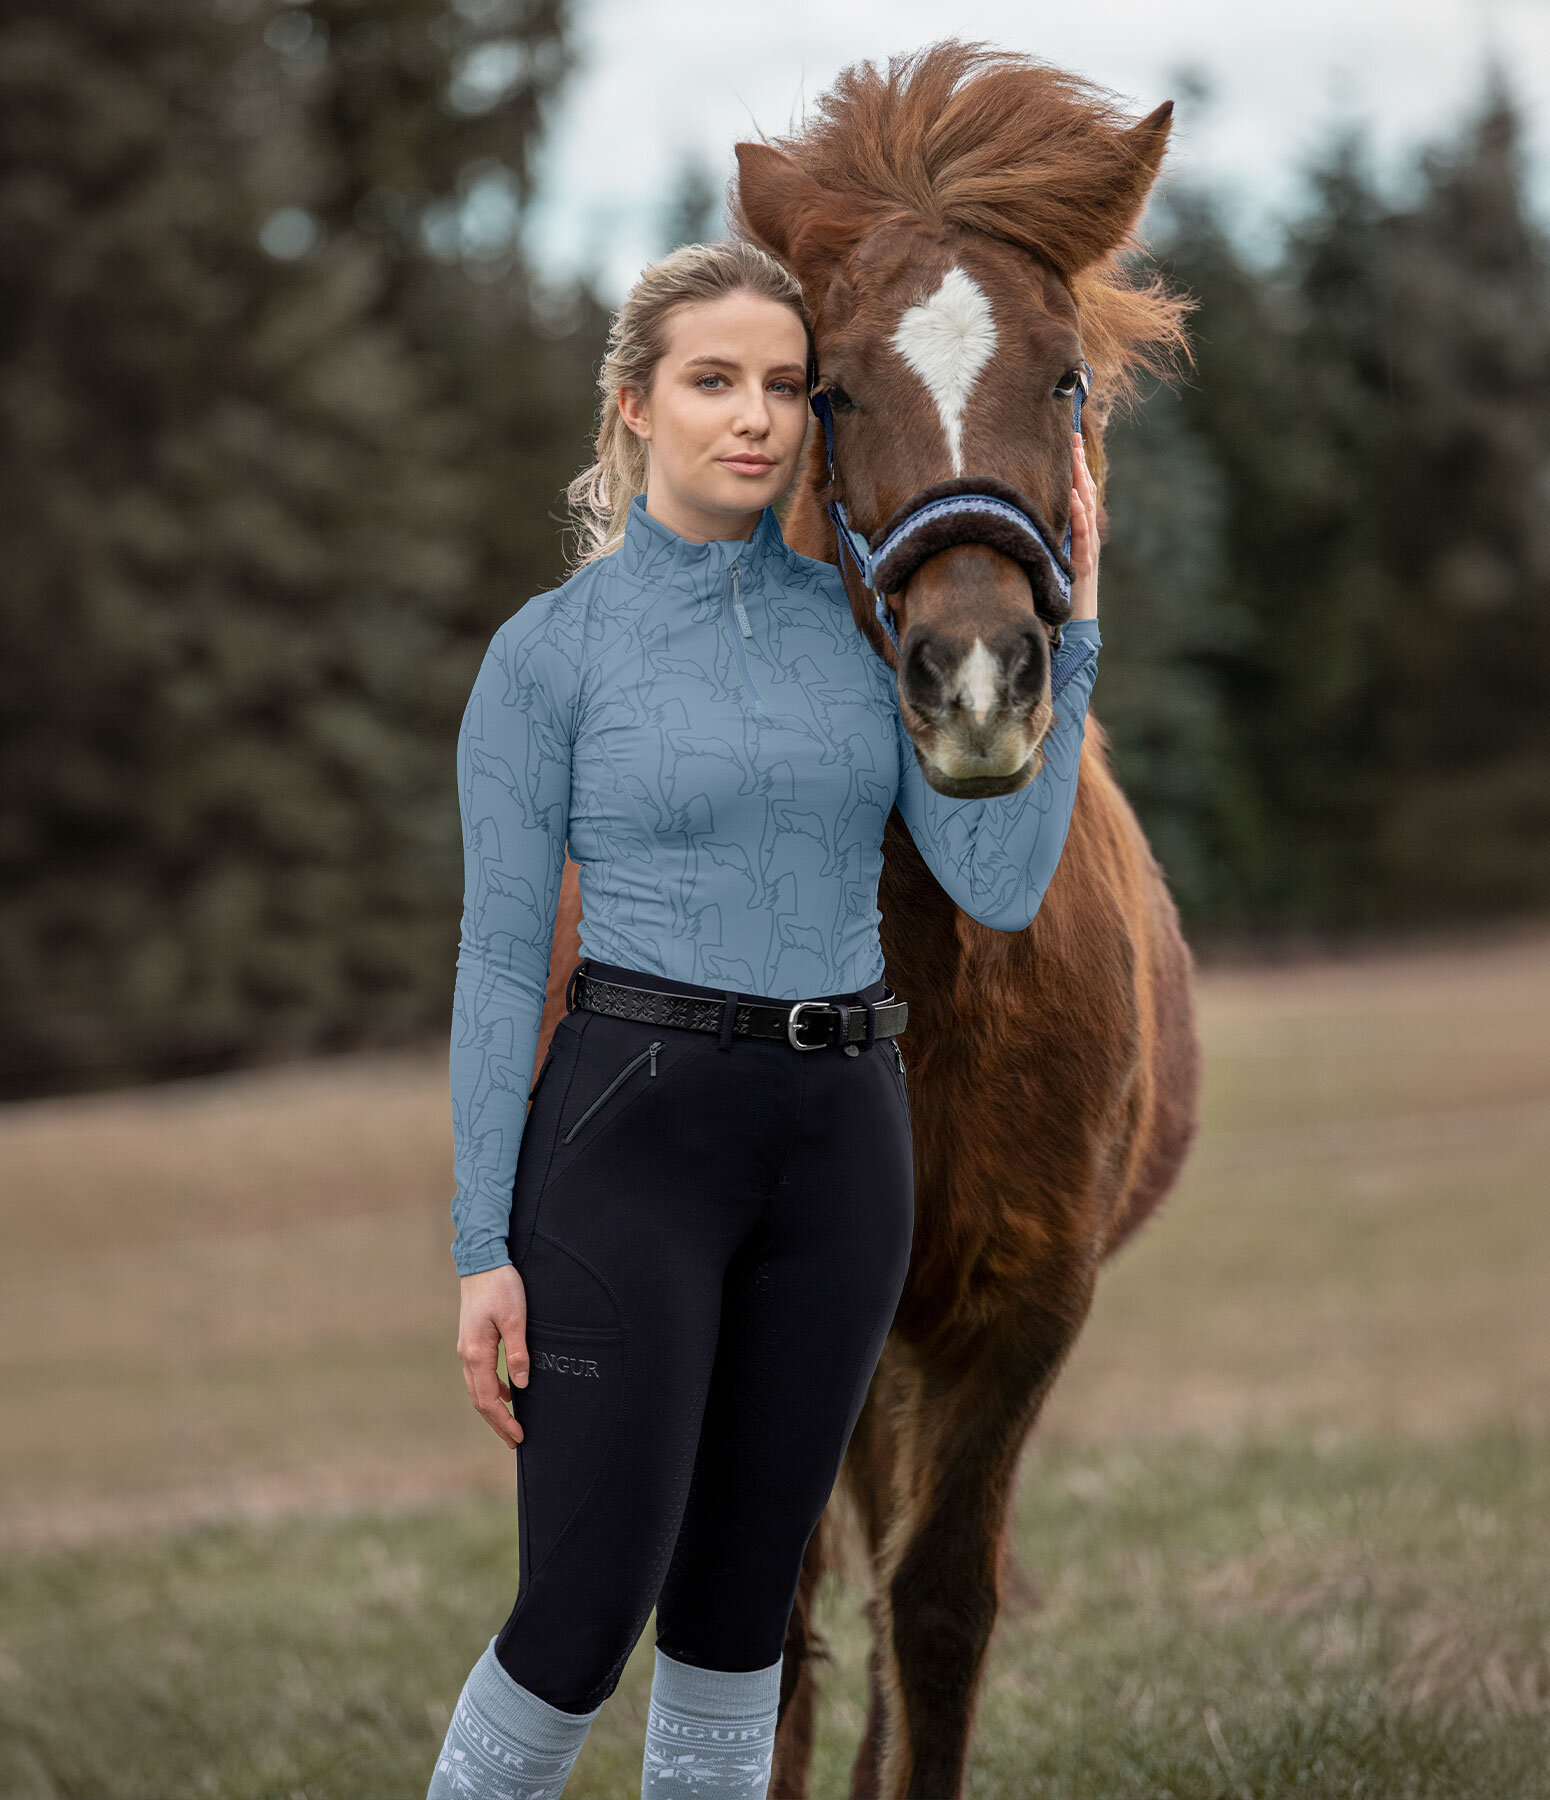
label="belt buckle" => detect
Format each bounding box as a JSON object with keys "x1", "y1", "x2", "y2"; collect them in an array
[{"x1": 786, "y1": 1000, "x2": 838, "y2": 1051}]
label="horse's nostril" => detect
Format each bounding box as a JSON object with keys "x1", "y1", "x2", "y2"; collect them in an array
[
  {"x1": 899, "y1": 639, "x2": 949, "y2": 720},
  {"x1": 1007, "y1": 631, "x2": 1050, "y2": 710},
  {"x1": 902, "y1": 675, "x2": 945, "y2": 725}
]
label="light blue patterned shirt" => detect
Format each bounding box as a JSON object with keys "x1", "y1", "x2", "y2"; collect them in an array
[{"x1": 449, "y1": 492, "x2": 1101, "y2": 1274}]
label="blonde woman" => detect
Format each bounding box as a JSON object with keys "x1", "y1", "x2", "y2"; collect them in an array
[{"x1": 427, "y1": 239, "x2": 1102, "y2": 1798}]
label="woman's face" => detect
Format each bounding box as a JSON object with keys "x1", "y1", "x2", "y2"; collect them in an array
[{"x1": 618, "y1": 290, "x2": 810, "y2": 540}]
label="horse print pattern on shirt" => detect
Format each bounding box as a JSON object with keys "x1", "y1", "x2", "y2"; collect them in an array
[{"x1": 448, "y1": 492, "x2": 1101, "y2": 1275}]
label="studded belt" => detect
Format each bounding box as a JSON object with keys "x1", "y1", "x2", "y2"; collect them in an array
[{"x1": 565, "y1": 967, "x2": 907, "y2": 1052}]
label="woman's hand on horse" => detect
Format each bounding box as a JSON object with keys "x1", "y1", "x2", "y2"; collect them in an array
[
  {"x1": 458, "y1": 1264, "x2": 530, "y2": 1447},
  {"x1": 1069, "y1": 430, "x2": 1099, "y2": 622}
]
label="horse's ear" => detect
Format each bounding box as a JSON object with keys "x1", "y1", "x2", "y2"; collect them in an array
[
  {"x1": 1060, "y1": 99, "x2": 1175, "y2": 274},
  {"x1": 1113, "y1": 100, "x2": 1176, "y2": 238},
  {"x1": 731, "y1": 142, "x2": 870, "y2": 275}
]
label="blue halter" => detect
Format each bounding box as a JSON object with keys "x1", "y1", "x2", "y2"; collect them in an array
[{"x1": 807, "y1": 359, "x2": 1093, "y2": 656}]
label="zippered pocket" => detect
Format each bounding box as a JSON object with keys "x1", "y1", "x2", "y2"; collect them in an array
[
  {"x1": 561, "y1": 1039, "x2": 665, "y2": 1143},
  {"x1": 887, "y1": 1036, "x2": 911, "y2": 1121}
]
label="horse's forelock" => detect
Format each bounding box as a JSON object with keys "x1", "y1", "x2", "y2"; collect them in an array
[{"x1": 740, "y1": 38, "x2": 1195, "y2": 417}]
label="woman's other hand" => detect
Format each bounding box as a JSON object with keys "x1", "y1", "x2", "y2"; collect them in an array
[
  {"x1": 458, "y1": 1264, "x2": 530, "y2": 1447},
  {"x1": 1068, "y1": 430, "x2": 1099, "y2": 622}
]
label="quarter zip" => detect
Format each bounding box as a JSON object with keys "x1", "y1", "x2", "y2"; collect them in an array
[
  {"x1": 721, "y1": 560, "x2": 767, "y2": 711},
  {"x1": 731, "y1": 563, "x2": 754, "y2": 638},
  {"x1": 562, "y1": 1039, "x2": 666, "y2": 1143}
]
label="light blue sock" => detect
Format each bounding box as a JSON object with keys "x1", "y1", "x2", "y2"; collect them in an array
[
  {"x1": 641, "y1": 1644, "x2": 782, "y2": 1797},
  {"x1": 426, "y1": 1636, "x2": 602, "y2": 1799}
]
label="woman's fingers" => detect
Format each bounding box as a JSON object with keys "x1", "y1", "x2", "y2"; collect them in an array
[
  {"x1": 472, "y1": 1347, "x2": 522, "y2": 1445},
  {"x1": 1073, "y1": 431, "x2": 1096, "y2": 505},
  {"x1": 504, "y1": 1309, "x2": 530, "y2": 1388},
  {"x1": 469, "y1": 1342, "x2": 523, "y2": 1446},
  {"x1": 1069, "y1": 433, "x2": 1098, "y2": 581},
  {"x1": 456, "y1": 1264, "x2": 531, "y2": 1447},
  {"x1": 1069, "y1": 485, "x2": 1094, "y2": 570},
  {"x1": 460, "y1": 1316, "x2": 525, "y2": 1447},
  {"x1": 1070, "y1": 495, "x2": 1092, "y2": 583}
]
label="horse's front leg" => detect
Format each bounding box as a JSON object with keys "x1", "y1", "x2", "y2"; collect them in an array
[
  {"x1": 771, "y1": 1342, "x2": 905, "y2": 1799},
  {"x1": 769, "y1": 1515, "x2": 829, "y2": 1800},
  {"x1": 872, "y1": 1293, "x2": 1094, "y2": 1800}
]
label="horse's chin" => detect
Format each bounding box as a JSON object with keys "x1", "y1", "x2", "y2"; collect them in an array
[{"x1": 907, "y1": 732, "x2": 1047, "y2": 799}]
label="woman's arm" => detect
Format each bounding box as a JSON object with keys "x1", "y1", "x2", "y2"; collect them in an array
[
  {"x1": 889, "y1": 429, "x2": 1102, "y2": 932},
  {"x1": 449, "y1": 595, "x2": 578, "y2": 1278},
  {"x1": 890, "y1": 627, "x2": 1099, "y2": 931}
]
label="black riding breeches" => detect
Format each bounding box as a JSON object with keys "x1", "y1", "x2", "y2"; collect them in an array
[{"x1": 492, "y1": 956, "x2": 916, "y2": 1714}]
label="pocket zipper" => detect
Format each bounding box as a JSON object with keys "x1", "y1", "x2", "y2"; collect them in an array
[{"x1": 562, "y1": 1039, "x2": 665, "y2": 1143}]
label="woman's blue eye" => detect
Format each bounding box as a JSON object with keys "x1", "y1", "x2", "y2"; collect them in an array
[{"x1": 694, "y1": 375, "x2": 801, "y2": 394}]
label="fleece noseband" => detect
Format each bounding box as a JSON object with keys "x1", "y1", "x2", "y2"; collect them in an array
[{"x1": 807, "y1": 359, "x2": 1092, "y2": 655}]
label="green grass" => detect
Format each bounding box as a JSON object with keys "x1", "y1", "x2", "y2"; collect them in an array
[{"x1": 3, "y1": 1432, "x2": 1546, "y2": 1799}]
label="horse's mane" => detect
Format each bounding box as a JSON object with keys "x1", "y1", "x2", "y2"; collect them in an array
[{"x1": 748, "y1": 39, "x2": 1195, "y2": 419}]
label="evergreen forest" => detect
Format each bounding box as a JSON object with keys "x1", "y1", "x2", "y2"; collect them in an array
[{"x1": 3, "y1": 0, "x2": 1546, "y2": 1096}]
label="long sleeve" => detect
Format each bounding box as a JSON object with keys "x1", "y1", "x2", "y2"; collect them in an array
[
  {"x1": 891, "y1": 616, "x2": 1101, "y2": 932},
  {"x1": 449, "y1": 598, "x2": 579, "y2": 1277}
]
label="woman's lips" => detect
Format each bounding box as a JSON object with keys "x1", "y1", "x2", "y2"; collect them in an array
[{"x1": 719, "y1": 456, "x2": 775, "y2": 474}]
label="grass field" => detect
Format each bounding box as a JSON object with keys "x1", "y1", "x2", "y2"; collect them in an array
[
  {"x1": 3, "y1": 1433, "x2": 1546, "y2": 1799},
  {"x1": 2, "y1": 926, "x2": 1548, "y2": 1796}
]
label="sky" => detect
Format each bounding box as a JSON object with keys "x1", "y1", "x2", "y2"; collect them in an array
[{"x1": 511, "y1": 0, "x2": 1550, "y2": 300}]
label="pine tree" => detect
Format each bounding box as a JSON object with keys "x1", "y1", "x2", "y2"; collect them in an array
[
  {"x1": 1368, "y1": 66, "x2": 1550, "y2": 919},
  {"x1": 0, "y1": 0, "x2": 598, "y2": 1096},
  {"x1": 1107, "y1": 72, "x2": 1550, "y2": 938}
]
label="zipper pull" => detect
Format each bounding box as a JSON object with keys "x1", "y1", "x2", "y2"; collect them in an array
[
  {"x1": 731, "y1": 563, "x2": 753, "y2": 637},
  {"x1": 649, "y1": 1040, "x2": 661, "y2": 1075}
]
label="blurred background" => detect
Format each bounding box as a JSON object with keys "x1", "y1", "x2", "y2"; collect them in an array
[{"x1": 1, "y1": 3, "x2": 1547, "y2": 1796}]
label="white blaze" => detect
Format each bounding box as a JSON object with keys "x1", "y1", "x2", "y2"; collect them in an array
[
  {"x1": 890, "y1": 266, "x2": 996, "y2": 476},
  {"x1": 956, "y1": 638, "x2": 1000, "y2": 723}
]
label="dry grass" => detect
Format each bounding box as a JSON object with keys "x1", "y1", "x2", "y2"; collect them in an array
[
  {"x1": 3, "y1": 929, "x2": 1549, "y2": 1796},
  {"x1": 1040, "y1": 927, "x2": 1550, "y2": 1445},
  {"x1": 3, "y1": 927, "x2": 1548, "y2": 1549}
]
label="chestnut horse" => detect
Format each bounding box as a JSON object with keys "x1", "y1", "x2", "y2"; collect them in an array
[{"x1": 527, "y1": 43, "x2": 1203, "y2": 1798}]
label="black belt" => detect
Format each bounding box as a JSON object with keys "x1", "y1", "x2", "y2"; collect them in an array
[{"x1": 566, "y1": 967, "x2": 907, "y2": 1052}]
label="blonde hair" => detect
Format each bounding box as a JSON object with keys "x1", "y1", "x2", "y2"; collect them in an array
[{"x1": 562, "y1": 240, "x2": 814, "y2": 571}]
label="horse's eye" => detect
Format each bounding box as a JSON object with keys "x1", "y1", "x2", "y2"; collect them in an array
[
  {"x1": 817, "y1": 381, "x2": 855, "y2": 413},
  {"x1": 1052, "y1": 369, "x2": 1081, "y2": 398}
]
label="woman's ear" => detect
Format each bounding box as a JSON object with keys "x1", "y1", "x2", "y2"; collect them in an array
[{"x1": 617, "y1": 381, "x2": 651, "y2": 442}]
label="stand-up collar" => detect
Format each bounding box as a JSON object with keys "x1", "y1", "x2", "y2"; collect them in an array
[{"x1": 616, "y1": 491, "x2": 785, "y2": 589}]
